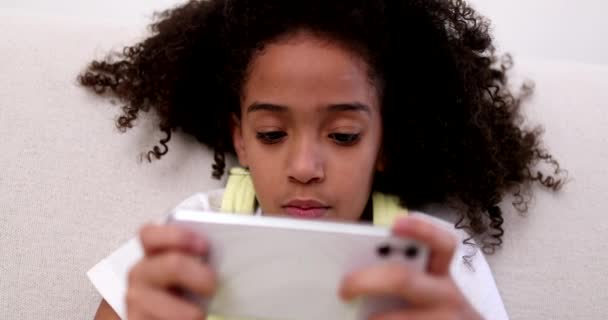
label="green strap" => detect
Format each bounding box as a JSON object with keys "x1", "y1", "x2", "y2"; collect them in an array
[
  {"x1": 371, "y1": 191, "x2": 405, "y2": 227},
  {"x1": 220, "y1": 167, "x2": 257, "y2": 214}
]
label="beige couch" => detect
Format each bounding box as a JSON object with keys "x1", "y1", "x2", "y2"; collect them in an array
[{"x1": 1, "y1": 11, "x2": 607, "y2": 320}]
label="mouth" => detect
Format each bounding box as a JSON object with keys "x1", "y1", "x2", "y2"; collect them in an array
[{"x1": 282, "y1": 199, "x2": 330, "y2": 219}]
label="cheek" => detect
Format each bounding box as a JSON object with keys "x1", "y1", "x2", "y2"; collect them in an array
[
  {"x1": 242, "y1": 138, "x2": 284, "y2": 209},
  {"x1": 330, "y1": 141, "x2": 380, "y2": 219},
  {"x1": 334, "y1": 129, "x2": 381, "y2": 175},
  {"x1": 251, "y1": 160, "x2": 280, "y2": 191}
]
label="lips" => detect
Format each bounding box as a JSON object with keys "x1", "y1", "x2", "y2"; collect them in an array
[{"x1": 283, "y1": 199, "x2": 330, "y2": 219}]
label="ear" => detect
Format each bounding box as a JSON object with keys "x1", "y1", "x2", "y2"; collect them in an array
[{"x1": 231, "y1": 114, "x2": 249, "y2": 168}]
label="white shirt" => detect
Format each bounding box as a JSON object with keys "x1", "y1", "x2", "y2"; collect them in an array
[{"x1": 87, "y1": 189, "x2": 509, "y2": 319}]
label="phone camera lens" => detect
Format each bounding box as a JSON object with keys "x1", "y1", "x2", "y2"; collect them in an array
[
  {"x1": 404, "y1": 245, "x2": 419, "y2": 259},
  {"x1": 377, "y1": 244, "x2": 392, "y2": 257}
]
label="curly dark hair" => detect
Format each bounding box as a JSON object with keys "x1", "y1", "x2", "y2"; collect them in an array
[{"x1": 79, "y1": 0, "x2": 564, "y2": 252}]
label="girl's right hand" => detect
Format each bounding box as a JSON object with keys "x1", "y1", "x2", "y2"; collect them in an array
[{"x1": 126, "y1": 224, "x2": 217, "y2": 320}]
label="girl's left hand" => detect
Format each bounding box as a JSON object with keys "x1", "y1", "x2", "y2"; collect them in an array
[{"x1": 339, "y1": 215, "x2": 483, "y2": 320}]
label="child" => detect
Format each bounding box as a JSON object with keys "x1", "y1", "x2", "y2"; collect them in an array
[{"x1": 80, "y1": 0, "x2": 563, "y2": 319}]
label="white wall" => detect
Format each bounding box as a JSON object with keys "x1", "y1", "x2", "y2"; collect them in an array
[
  {"x1": 471, "y1": 0, "x2": 608, "y2": 65},
  {"x1": 0, "y1": 0, "x2": 184, "y2": 26},
  {"x1": 1, "y1": 0, "x2": 607, "y2": 65}
]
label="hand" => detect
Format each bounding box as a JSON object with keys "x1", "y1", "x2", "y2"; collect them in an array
[
  {"x1": 126, "y1": 224, "x2": 217, "y2": 320},
  {"x1": 339, "y1": 216, "x2": 483, "y2": 320}
]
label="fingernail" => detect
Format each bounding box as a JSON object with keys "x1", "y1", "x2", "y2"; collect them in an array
[
  {"x1": 339, "y1": 288, "x2": 352, "y2": 302},
  {"x1": 338, "y1": 280, "x2": 350, "y2": 301},
  {"x1": 393, "y1": 219, "x2": 418, "y2": 237},
  {"x1": 393, "y1": 217, "x2": 409, "y2": 229},
  {"x1": 349, "y1": 297, "x2": 363, "y2": 306},
  {"x1": 192, "y1": 237, "x2": 207, "y2": 254}
]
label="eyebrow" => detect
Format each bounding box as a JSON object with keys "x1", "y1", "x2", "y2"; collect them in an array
[{"x1": 246, "y1": 102, "x2": 372, "y2": 115}]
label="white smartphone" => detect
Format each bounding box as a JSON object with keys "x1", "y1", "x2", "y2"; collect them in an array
[{"x1": 168, "y1": 209, "x2": 429, "y2": 320}]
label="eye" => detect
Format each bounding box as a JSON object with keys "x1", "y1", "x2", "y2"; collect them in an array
[
  {"x1": 328, "y1": 133, "x2": 360, "y2": 145},
  {"x1": 256, "y1": 131, "x2": 287, "y2": 144}
]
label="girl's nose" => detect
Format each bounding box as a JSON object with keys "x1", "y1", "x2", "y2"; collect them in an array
[{"x1": 286, "y1": 136, "x2": 325, "y2": 185}]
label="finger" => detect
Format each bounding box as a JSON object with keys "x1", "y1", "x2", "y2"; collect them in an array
[
  {"x1": 339, "y1": 262, "x2": 447, "y2": 307},
  {"x1": 126, "y1": 285, "x2": 205, "y2": 320},
  {"x1": 392, "y1": 216, "x2": 457, "y2": 275},
  {"x1": 129, "y1": 252, "x2": 217, "y2": 298},
  {"x1": 139, "y1": 223, "x2": 208, "y2": 256},
  {"x1": 370, "y1": 309, "x2": 452, "y2": 320}
]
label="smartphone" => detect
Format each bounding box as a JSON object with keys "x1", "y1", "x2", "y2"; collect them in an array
[{"x1": 168, "y1": 209, "x2": 429, "y2": 320}]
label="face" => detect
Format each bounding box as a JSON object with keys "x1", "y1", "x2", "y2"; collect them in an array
[{"x1": 232, "y1": 31, "x2": 383, "y2": 221}]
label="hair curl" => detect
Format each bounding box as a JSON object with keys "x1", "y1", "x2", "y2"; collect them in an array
[{"x1": 79, "y1": 0, "x2": 564, "y2": 252}]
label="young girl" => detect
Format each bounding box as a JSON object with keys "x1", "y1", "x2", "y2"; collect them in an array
[{"x1": 81, "y1": 0, "x2": 562, "y2": 319}]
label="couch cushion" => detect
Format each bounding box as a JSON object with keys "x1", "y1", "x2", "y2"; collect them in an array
[
  {"x1": 485, "y1": 58, "x2": 608, "y2": 319},
  {"x1": 0, "y1": 11, "x2": 227, "y2": 319}
]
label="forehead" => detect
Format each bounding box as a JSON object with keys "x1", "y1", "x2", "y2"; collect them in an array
[{"x1": 241, "y1": 32, "x2": 380, "y2": 114}]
